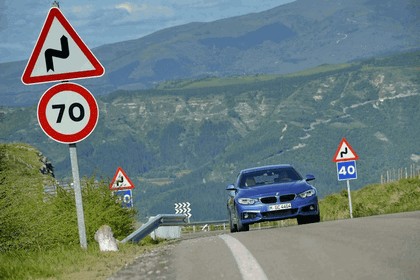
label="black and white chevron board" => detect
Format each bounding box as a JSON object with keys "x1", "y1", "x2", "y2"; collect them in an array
[{"x1": 174, "y1": 202, "x2": 191, "y2": 218}]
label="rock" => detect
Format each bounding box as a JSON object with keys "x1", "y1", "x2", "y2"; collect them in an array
[{"x1": 94, "y1": 225, "x2": 119, "y2": 252}]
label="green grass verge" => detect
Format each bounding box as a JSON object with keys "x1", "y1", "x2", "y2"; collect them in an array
[
  {"x1": 0, "y1": 237, "x2": 161, "y2": 280},
  {"x1": 320, "y1": 178, "x2": 420, "y2": 221}
]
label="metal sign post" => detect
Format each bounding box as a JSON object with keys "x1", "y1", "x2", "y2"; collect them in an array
[
  {"x1": 69, "y1": 143, "x2": 87, "y2": 249},
  {"x1": 333, "y1": 138, "x2": 359, "y2": 219},
  {"x1": 36, "y1": 83, "x2": 98, "y2": 249},
  {"x1": 23, "y1": 5, "x2": 104, "y2": 250},
  {"x1": 346, "y1": 180, "x2": 353, "y2": 219},
  {"x1": 336, "y1": 160, "x2": 357, "y2": 219}
]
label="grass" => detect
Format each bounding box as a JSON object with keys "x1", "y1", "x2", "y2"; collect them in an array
[
  {"x1": 1, "y1": 174, "x2": 419, "y2": 279},
  {"x1": 0, "y1": 237, "x2": 162, "y2": 280},
  {"x1": 0, "y1": 143, "x2": 145, "y2": 280},
  {"x1": 156, "y1": 63, "x2": 354, "y2": 90},
  {"x1": 320, "y1": 178, "x2": 420, "y2": 221},
  {"x1": 156, "y1": 74, "x2": 280, "y2": 90}
]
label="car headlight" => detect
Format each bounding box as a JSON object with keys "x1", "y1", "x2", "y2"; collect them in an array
[
  {"x1": 238, "y1": 198, "x2": 258, "y2": 205},
  {"x1": 298, "y1": 189, "x2": 316, "y2": 198}
]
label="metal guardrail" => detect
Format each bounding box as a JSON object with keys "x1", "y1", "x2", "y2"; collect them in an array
[
  {"x1": 182, "y1": 219, "x2": 229, "y2": 233},
  {"x1": 121, "y1": 214, "x2": 188, "y2": 243},
  {"x1": 186, "y1": 220, "x2": 228, "y2": 226}
]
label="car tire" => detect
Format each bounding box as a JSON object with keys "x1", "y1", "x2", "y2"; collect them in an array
[
  {"x1": 297, "y1": 213, "x2": 320, "y2": 225},
  {"x1": 237, "y1": 221, "x2": 249, "y2": 232},
  {"x1": 229, "y1": 212, "x2": 237, "y2": 233},
  {"x1": 236, "y1": 210, "x2": 249, "y2": 232}
]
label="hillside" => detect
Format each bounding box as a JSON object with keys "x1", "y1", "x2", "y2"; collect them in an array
[
  {"x1": 0, "y1": 50, "x2": 419, "y2": 220},
  {"x1": 0, "y1": 0, "x2": 419, "y2": 106}
]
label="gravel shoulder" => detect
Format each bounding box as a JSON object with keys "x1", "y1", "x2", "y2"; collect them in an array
[{"x1": 108, "y1": 231, "x2": 227, "y2": 280}]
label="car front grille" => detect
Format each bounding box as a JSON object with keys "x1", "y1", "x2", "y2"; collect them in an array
[
  {"x1": 260, "y1": 194, "x2": 296, "y2": 204},
  {"x1": 260, "y1": 196, "x2": 277, "y2": 204},
  {"x1": 262, "y1": 209, "x2": 298, "y2": 218},
  {"x1": 280, "y1": 194, "x2": 296, "y2": 202}
]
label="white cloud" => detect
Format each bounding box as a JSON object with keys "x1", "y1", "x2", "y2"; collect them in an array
[
  {"x1": 114, "y1": 2, "x2": 173, "y2": 20},
  {"x1": 116, "y1": 3, "x2": 134, "y2": 14}
]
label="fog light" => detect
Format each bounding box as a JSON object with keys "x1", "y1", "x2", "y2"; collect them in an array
[
  {"x1": 244, "y1": 213, "x2": 249, "y2": 219},
  {"x1": 309, "y1": 205, "x2": 315, "y2": 211}
]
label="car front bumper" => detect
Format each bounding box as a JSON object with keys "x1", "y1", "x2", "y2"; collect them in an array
[{"x1": 236, "y1": 196, "x2": 319, "y2": 225}]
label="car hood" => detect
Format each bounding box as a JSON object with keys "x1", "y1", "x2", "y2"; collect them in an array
[{"x1": 236, "y1": 181, "x2": 313, "y2": 198}]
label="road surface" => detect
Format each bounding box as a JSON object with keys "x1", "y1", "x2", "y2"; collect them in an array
[{"x1": 110, "y1": 211, "x2": 420, "y2": 280}]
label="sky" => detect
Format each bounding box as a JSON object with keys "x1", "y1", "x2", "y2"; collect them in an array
[{"x1": 0, "y1": 0, "x2": 295, "y2": 63}]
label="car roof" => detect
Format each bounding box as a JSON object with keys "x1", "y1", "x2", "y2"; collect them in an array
[{"x1": 239, "y1": 164, "x2": 293, "y2": 175}]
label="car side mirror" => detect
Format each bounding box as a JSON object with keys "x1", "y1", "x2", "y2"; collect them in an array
[
  {"x1": 305, "y1": 174, "x2": 315, "y2": 181},
  {"x1": 226, "y1": 184, "x2": 236, "y2": 191}
]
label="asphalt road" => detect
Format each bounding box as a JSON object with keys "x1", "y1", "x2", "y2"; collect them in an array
[{"x1": 110, "y1": 211, "x2": 420, "y2": 280}]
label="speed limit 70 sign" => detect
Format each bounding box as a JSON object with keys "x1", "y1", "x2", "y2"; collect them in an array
[
  {"x1": 37, "y1": 82, "x2": 98, "y2": 144},
  {"x1": 337, "y1": 160, "x2": 357, "y2": 181}
]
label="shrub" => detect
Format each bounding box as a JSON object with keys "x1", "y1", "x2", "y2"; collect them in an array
[{"x1": 0, "y1": 143, "x2": 136, "y2": 252}]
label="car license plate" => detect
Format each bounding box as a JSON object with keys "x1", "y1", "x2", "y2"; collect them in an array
[{"x1": 268, "y1": 203, "x2": 292, "y2": 211}]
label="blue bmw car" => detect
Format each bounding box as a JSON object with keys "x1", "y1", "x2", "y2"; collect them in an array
[{"x1": 226, "y1": 164, "x2": 320, "y2": 232}]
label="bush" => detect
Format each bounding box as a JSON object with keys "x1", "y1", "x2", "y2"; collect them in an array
[
  {"x1": 0, "y1": 143, "x2": 136, "y2": 252},
  {"x1": 45, "y1": 177, "x2": 137, "y2": 247}
]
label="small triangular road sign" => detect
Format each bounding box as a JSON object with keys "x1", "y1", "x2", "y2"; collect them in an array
[
  {"x1": 332, "y1": 138, "x2": 359, "y2": 162},
  {"x1": 22, "y1": 7, "x2": 104, "y2": 85},
  {"x1": 110, "y1": 167, "x2": 135, "y2": 190}
]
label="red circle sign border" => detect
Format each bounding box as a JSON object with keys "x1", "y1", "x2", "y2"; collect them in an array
[{"x1": 37, "y1": 82, "x2": 99, "y2": 144}]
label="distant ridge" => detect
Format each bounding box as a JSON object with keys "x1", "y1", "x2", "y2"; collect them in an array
[
  {"x1": 0, "y1": 0, "x2": 418, "y2": 107},
  {"x1": 1, "y1": 51, "x2": 419, "y2": 220}
]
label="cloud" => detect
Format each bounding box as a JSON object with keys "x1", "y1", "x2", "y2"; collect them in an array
[
  {"x1": 114, "y1": 2, "x2": 173, "y2": 21},
  {"x1": 116, "y1": 3, "x2": 134, "y2": 14}
]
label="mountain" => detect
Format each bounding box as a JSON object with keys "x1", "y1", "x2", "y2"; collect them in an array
[
  {"x1": 0, "y1": 0, "x2": 419, "y2": 106},
  {"x1": 1, "y1": 50, "x2": 419, "y2": 220}
]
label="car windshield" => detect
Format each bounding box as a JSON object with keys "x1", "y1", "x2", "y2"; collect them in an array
[{"x1": 239, "y1": 167, "x2": 302, "y2": 188}]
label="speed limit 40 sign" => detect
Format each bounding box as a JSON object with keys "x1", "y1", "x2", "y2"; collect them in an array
[
  {"x1": 37, "y1": 82, "x2": 98, "y2": 144},
  {"x1": 337, "y1": 160, "x2": 357, "y2": 181}
]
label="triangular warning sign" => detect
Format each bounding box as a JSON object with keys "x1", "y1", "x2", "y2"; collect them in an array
[
  {"x1": 110, "y1": 167, "x2": 135, "y2": 190},
  {"x1": 21, "y1": 7, "x2": 104, "y2": 85},
  {"x1": 332, "y1": 138, "x2": 359, "y2": 162}
]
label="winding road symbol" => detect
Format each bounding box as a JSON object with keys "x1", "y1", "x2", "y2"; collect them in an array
[
  {"x1": 340, "y1": 147, "x2": 348, "y2": 158},
  {"x1": 332, "y1": 138, "x2": 359, "y2": 162},
  {"x1": 109, "y1": 167, "x2": 135, "y2": 190},
  {"x1": 45, "y1": 35, "x2": 69, "y2": 72},
  {"x1": 21, "y1": 7, "x2": 104, "y2": 85}
]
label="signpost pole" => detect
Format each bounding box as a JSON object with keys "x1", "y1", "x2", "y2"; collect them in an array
[
  {"x1": 22, "y1": 5, "x2": 103, "y2": 251},
  {"x1": 333, "y1": 138, "x2": 358, "y2": 220},
  {"x1": 346, "y1": 180, "x2": 353, "y2": 219},
  {"x1": 69, "y1": 143, "x2": 88, "y2": 249}
]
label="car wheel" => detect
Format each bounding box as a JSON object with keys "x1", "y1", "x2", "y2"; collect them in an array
[
  {"x1": 297, "y1": 213, "x2": 320, "y2": 225},
  {"x1": 309, "y1": 213, "x2": 321, "y2": 223},
  {"x1": 229, "y1": 219, "x2": 237, "y2": 233},
  {"x1": 236, "y1": 210, "x2": 249, "y2": 232},
  {"x1": 229, "y1": 211, "x2": 237, "y2": 233},
  {"x1": 237, "y1": 221, "x2": 249, "y2": 232},
  {"x1": 297, "y1": 216, "x2": 306, "y2": 225}
]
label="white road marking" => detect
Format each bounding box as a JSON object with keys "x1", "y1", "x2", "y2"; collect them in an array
[{"x1": 219, "y1": 234, "x2": 268, "y2": 280}]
